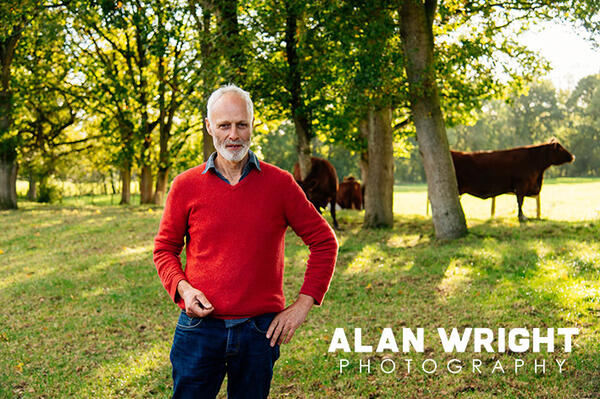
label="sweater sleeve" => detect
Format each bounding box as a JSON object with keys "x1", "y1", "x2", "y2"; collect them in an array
[
  {"x1": 283, "y1": 173, "x2": 338, "y2": 305},
  {"x1": 153, "y1": 176, "x2": 189, "y2": 304}
]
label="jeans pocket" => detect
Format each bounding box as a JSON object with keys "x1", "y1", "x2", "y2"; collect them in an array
[
  {"x1": 176, "y1": 311, "x2": 204, "y2": 330},
  {"x1": 249, "y1": 313, "x2": 277, "y2": 335},
  {"x1": 249, "y1": 319, "x2": 267, "y2": 334}
]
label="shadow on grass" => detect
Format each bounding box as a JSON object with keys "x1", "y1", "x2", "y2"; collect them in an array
[{"x1": 1, "y1": 204, "x2": 598, "y2": 398}]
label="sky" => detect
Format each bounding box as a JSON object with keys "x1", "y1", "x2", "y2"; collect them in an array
[{"x1": 521, "y1": 20, "x2": 600, "y2": 90}]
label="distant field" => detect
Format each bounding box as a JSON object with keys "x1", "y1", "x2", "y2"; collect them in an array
[
  {"x1": 2, "y1": 178, "x2": 598, "y2": 398},
  {"x1": 17, "y1": 177, "x2": 600, "y2": 222},
  {"x1": 392, "y1": 177, "x2": 600, "y2": 222}
]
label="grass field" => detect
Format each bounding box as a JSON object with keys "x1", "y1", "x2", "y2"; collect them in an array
[{"x1": 1, "y1": 178, "x2": 599, "y2": 398}]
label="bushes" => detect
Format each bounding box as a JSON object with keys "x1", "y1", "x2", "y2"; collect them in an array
[{"x1": 37, "y1": 181, "x2": 62, "y2": 203}]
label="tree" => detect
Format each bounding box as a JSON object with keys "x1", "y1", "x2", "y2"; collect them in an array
[
  {"x1": 247, "y1": 0, "x2": 331, "y2": 180},
  {"x1": 564, "y1": 74, "x2": 600, "y2": 176},
  {"x1": 188, "y1": 0, "x2": 250, "y2": 162},
  {"x1": 398, "y1": 0, "x2": 467, "y2": 239},
  {"x1": 0, "y1": 2, "x2": 34, "y2": 208},
  {"x1": 12, "y1": 8, "x2": 95, "y2": 202},
  {"x1": 394, "y1": 0, "x2": 598, "y2": 238},
  {"x1": 69, "y1": 0, "x2": 200, "y2": 204}
]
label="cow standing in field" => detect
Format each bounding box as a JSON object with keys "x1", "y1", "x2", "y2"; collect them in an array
[
  {"x1": 293, "y1": 157, "x2": 340, "y2": 229},
  {"x1": 451, "y1": 138, "x2": 574, "y2": 222},
  {"x1": 337, "y1": 176, "x2": 363, "y2": 210}
]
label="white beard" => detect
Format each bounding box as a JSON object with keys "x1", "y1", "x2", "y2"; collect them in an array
[{"x1": 213, "y1": 136, "x2": 251, "y2": 162}]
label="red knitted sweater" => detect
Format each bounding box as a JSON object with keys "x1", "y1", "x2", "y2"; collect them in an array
[{"x1": 153, "y1": 161, "x2": 338, "y2": 318}]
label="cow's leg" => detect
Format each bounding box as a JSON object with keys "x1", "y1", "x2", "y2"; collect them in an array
[
  {"x1": 517, "y1": 194, "x2": 527, "y2": 222},
  {"x1": 330, "y1": 199, "x2": 340, "y2": 229},
  {"x1": 536, "y1": 194, "x2": 541, "y2": 219},
  {"x1": 491, "y1": 197, "x2": 496, "y2": 219}
]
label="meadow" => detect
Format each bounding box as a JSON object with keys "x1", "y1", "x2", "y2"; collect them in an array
[{"x1": 1, "y1": 178, "x2": 599, "y2": 398}]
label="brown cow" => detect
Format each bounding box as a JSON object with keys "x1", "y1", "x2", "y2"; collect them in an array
[
  {"x1": 337, "y1": 176, "x2": 363, "y2": 210},
  {"x1": 293, "y1": 157, "x2": 340, "y2": 229},
  {"x1": 451, "y1": 138, "x2": 574, "y2": 222}
]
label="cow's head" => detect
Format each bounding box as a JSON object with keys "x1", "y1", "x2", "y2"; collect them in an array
[{"x1": 547, "y1": 138, "x2": 575, "y2": 165}]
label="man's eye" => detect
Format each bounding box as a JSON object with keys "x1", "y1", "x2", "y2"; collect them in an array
[
  {"x1": 238, "y1": 123, "x2": 248, "y2": 128},
  {"x1": 219, "y1": 124, "x2": 230, "y2": 129}
]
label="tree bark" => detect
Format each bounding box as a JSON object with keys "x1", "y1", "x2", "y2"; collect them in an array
[
  {"x1": 27, "y1": 172, "x2": 36, "y2": 201},
  {"x1": 140, "y1": 163, "x2": 153, "y2": 204},
  {"x1": 362, "y1": 107, "x2": 394, "y2": 228},
  {"x1": 153, "y1": 168, "x2": 169, "y2": 205},
  {"x1": 153, "y1": 48, "x2": 171, "y2": 206},
  {"x1": 399, "y1": 0, "x2": 467, "y2": 239},
  {"x1": 120, "y1": 162, "x2": 131, "y2": 205},
  {"x1": 193, "y1": 7, "x2": 216, "y2": 162},
  {"x1": 285, "y1": 0, "x2": 312, "y2": 180},
  {"x1": 359, "y1": 120, "x2": 369, "y2": 208},
  {"x1": 0, "y1": 158, "x2": 18, "y2": 209},
  {"x1": 110, "y1": 168, "x2": 117, "y2": 194},
  {"x1": 294, "y1": 116, "x2": 312, "y2": 180},
  {"x1": 214, "y1": 0, "x2": 246, "y2": 82},
  {"x1": 0, "y1": 28, "x2": 22, "y2": 210}
]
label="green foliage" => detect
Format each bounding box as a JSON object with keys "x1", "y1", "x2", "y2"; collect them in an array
[
  {"x1": 67, "y1": 0, "x2": 201, "y2": 176},
  {"x1": 254, "y1": 121, "x2": 298, "y2": 173},
  {"x1": 3, "y1": 0, "x2": 599, "y2": 199},
  {"x1": 392, "y1": 75, "x2": 600, "y2": 182},
  {"x1": 560, "y1": 74, "x2": 600, "y2": 176},
  {"x1": 12, "y1": 6, "x2": 88, "y2": 184},
  {"x1": 0, "y1": 135, "x2": 20, "y2": 162},
  {"x1": 37, "y1": 179, "x2": 63, "y2": 203}
]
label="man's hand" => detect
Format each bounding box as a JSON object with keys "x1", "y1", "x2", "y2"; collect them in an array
[
  {"x1": 177, "y1": 280, "x2": 214, "y2": 318},
  {"x1": 266, "y1": 294, "x2": 314, "y2": 347}
]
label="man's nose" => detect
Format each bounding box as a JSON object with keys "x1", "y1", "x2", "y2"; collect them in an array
[{"x1": 228, "y1": 125, "x2": 240, "y2": 140}]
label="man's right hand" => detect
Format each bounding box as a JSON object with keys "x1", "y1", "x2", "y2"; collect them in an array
[{"x1": 177, "y1": 280, "x2": 214, "y2": 318}]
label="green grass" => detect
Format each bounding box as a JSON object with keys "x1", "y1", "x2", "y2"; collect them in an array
[{"x1": 1, "y1": 178, "x2": 599, "y2": 398}]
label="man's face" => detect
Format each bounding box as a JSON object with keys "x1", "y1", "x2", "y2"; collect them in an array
[{"x1": 206, "y1": 93, "x2": 253, "y2": 163}]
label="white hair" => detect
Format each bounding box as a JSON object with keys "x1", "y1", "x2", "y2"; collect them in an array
[{"x1": 206, "y1": 84, "x2": 254, "y2": 124}]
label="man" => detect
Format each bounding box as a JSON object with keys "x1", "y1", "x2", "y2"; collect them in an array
[{"x1": 153, "y1": 84, "x2": 338, "y2": 399}]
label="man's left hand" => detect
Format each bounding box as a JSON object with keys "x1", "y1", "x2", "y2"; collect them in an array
[{"x1": 266, "y1": 294, "x2": 314, "y2": 347}]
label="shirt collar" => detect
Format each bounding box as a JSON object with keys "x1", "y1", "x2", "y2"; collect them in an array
[{"x1": 202, "y1": 150, "x2": 261, "y2": 174}]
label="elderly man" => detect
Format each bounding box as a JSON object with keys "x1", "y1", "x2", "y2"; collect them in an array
[{"x1": 153, "y1": 84, "x2": 338, "y2": 399}]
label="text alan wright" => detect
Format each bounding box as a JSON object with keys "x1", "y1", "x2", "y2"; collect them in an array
[{"x1": 328, "y1": 327, "x2": 580, "y2": 375}]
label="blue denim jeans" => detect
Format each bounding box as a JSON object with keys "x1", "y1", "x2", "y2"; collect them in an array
[{"x1": 170, "y1": 311, "x2": 280, "y2": 399}]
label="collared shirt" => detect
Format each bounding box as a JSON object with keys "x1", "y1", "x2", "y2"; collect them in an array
[
  {"x1": 201, "y1": 150, "x2": 261, "y2": 327},
  {"x1": 202, "y1": 150, "x2": 261, "y2": 185}
]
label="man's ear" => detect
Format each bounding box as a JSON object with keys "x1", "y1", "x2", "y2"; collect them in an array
[{"x1": 205, "y1": 118, "x2": 213, "y2": 136}]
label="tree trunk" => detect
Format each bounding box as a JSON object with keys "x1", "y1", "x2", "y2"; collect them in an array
[
  {"x1": 285, "y1": 0, "x2": 312, "y2": 180},
  {"x1": 154, "y1": 48, "x2": 171, "y2": 206},
  {"x1": 140, "y1": 164, "x2": 153, "y2": 204},
  {"x1": 215, "y1": 0, "x2": 246, "y2": 83},
  {"x1": 0, "y1": 30, "x2": 21, "y2": 210},
  {"x1": 110, "y1": 168, "x2": 117, "y2": 194},
  {"x1": 362, "y1": 107, "x2": 394, "y2": 228},
  {"x1": 27, "y1": 172, "x2": 36, "y2": 201},
  {"x1": 0, "y1": 158, "x2": 18, "y2": 209},
  {"x1": 153, "y1": 168, "x2": 169, "y2": 205},
  {"x1": 120, "y1": 162, "x2": 131, "y2": 205},
  {"x1": 399, "y1": 0, "x2": 467, "y2": 239},
  {"x1": 294, "y1": 116, "x2": 312, "y2": 180},
  {"x1": 359, "y1": 118, "x2": 369, "y2": 208}
]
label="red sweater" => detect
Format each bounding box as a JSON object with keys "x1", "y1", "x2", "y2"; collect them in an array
[{"x1": 153, "y1": 161, "x2": 338, "y2": 318}]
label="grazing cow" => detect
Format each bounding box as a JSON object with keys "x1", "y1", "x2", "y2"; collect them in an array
[
  {"x1": 451, "y1": 138, "x2": 574, "y2": 221},
  {"x1": 337, "y1": 176, "x2": 363, "y2": 210},
  {"x1": 293, "y1": 157, "x2": 340, "y2": 229}
]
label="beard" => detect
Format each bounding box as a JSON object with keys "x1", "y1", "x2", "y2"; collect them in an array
[{"x1": 213, "y1": 136, "x2": 251, "y2": 162}]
